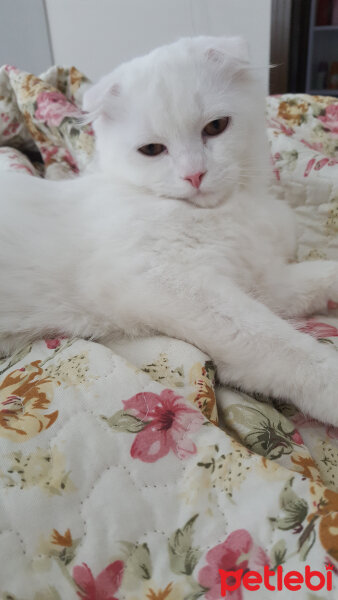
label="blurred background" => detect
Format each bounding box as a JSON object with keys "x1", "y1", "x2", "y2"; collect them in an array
[{"x1": 0, "y1": 0, "x2": 337, "y2": 96}]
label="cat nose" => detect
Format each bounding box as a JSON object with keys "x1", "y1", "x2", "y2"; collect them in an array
[{"x1": 183, "y1": 171, "x2": 206, "y2": 189}]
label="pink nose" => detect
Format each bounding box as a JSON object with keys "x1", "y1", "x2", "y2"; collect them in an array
[{"x1": 184, "y1": 171, "x2": 206, "y2": 189}]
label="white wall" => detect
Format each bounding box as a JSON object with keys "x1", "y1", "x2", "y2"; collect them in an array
[
  {"x1": 45, "y1": 0, "x2": 271, "y2": 88},
  {"x1": 0, "y1": 0, "x2": 53, "y2": 73}
]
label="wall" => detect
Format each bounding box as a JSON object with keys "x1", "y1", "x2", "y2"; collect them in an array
[
  {"x1": 0, "y1": 0, "x2": 53, "y2": 74},
  {"x1": 45, "y1": 0, "x2": 271, "y2": 88}
]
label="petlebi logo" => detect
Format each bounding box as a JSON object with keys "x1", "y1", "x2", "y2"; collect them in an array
[{"x1": 219, "y1": 563, "x2": 334, "y2": 596}]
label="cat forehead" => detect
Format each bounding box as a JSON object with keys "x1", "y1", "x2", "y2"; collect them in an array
[
  {"x1": 119, "y1": 74, "x2": 233, "y2": 143},
  {"x1": 129, "y1": 74, "x2": 228, "y2": 130},
  {"x1": 131, "y1": 36, "x2": 248, "y2": 68},
  {"x1": 121, "y1": 40, "x2": 244, "y2": 109},
  {"x1": 118, "y1": 35, "x2": 248, "y2": 83},
  {"x1": 83, "y1": 36, "x2": 249, "y2": 121}
]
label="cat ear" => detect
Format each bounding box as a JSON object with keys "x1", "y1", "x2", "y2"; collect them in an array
[
  {"x1": 205, "y1": 36, "x2": 250, "y2": 67},
  {"x1": 82, "y1": 73, "x2": 120, "y2": 122}
]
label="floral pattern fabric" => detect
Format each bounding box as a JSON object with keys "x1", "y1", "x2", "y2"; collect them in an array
[
  {"x1": 267, "y1": 93, "x2": 338, "y2": 262},
  {"x1": 0, "y1": 64, "x2": 93, "y2": 179},
  {"x1": 0, "y1": 66, "x2": 337, "y2": 598}
]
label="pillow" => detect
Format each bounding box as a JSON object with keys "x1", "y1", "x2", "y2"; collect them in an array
[{"x1": 266, "y1": 94, "x2": 338, "y2": 261}]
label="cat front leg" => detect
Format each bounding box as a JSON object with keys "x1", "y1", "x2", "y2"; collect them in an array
[
  {"x1": 262, "y1": 260, "x2": 338, "y2": 318},
  {"x1": 135, "y1": 276, "x2": 338, "y2": 425}
]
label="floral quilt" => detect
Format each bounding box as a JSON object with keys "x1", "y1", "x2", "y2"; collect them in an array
[{"x1": 0, "y1": 65, "x2": 337, "y2": 599}]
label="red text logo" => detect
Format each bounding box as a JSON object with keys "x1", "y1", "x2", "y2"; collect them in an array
[{"x1": 219, "y1": 564, "x2": 333, "y2": 596}]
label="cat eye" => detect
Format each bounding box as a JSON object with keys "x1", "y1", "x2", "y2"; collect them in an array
[
  {"x1": 202, "y1": 117, "x2": 230, "y2": 137},
  {"x1": 138, "y1": 143, "x2": 167, "y2": 156}
]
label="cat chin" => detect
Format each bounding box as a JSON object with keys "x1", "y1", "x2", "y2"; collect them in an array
[
  {"x1": 183, "y1": 191, "x2": 226, "y2": 209},
  {"x1": 192, "y1": 195, "x2": 226, "y2": 209},
  {"x1": 163, "y1": 191, "x2": 225, "y2": 208}
]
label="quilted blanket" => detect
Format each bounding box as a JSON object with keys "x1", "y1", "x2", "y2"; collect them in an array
[{"x1": 0, "y1": 65, "x2": 337, "y2": 600}]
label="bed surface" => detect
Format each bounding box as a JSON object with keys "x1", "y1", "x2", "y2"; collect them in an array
[{"x1": 0, "y1": 65, "x2": 337, "y2": 599}]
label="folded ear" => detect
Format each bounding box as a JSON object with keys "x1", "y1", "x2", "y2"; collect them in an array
[
  {"x1": 82, "y1": 72, "x2": 120, "y2": 121},
  {"x1": 217, "y1": 36, "x2": 249, "y2": 62},
  {"x1": 205, "y1": 36, "x2": 250, "y2": 67}
]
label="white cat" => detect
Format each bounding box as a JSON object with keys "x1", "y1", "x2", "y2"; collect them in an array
[{"x1": 1, "y1": 36, "x2": 338, "y2": 425}]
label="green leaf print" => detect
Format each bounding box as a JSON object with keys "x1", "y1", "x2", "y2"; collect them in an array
[
  {"x1": 102, "y1": 410, "x2": 149, "y2": 433},
  {"x1": 271, "y1": 477, "x2": 308, "y2": 531},
  {"x1": 168, "y1": 514, "x2": 202, "y2": 575},
  {"x1": 270, "y1": 539, "x2": 287, "y2": 568},
  {"x1": 120, "y1": 541, "x2": 152, "y2": 581},
  {"x1": 185, "y1": 581, "x2": 209, "y2": 600},
  {"x1": 298, "y1": 528, "x2": 316, "y2": 561},
  {"x1": 225, "y1": 403, "x2": 299, "y2": 460}
]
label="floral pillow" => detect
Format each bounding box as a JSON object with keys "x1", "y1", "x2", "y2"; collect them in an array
[
  {"x1": 266, "y1": 94, "x2": 338, "y2": 262},
  {"x1": 0, "y1": 64, "x2": 94, "y2": 179}
]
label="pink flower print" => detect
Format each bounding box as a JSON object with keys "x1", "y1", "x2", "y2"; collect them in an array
[
  {"x1": 3, "y1": 121, "x2": 20, "y2": 137},
  {"x1": 273, "y1": 167, "x2": 280, "y2": 181},
  {"x1": 318, "y1": 104, "x2": 338, "y2": 135},
  {"x1": 291, "y1": 429, "x2": 304, "y2": 445},
  {"x1": 123, "y1": 389, "x2": 204, "y2": 462},
  {"x1": 4, "y1": 65, "x2": 19, "y2": 74},
  {"x1": 73, "y1": 561, "x2": 124, "y2": 600},
  {"x1": 63, "y1": 148, "x2": 79, "y2": 173},
  {"x1": 267, "y1": 118, "x2": 294, "y2": 136},
  {"x1": 314, "y1": 158, "x2": 330, "y2": 170},
  {"x1": 279, "y1": 122, "x2": 294, "y2": 136},
  {"x1": 9, "y1": 163, "x2": 34, "y2": 175},
  {"x1": 304, "y1": 157, "x2": 316, "y2": 177},
  {"x1": 292, "y1": 413, "x2": 317, "y2": 429},
  {"x1": 45, "y1": 338, "x2": 61, "y2": 349},
  {"x1": 292, "y1": 413, "x2": 338, "y2": 440},
  {"x1": 39, "y1": 144, "x2": 58, "y2": 166},
  {"x1": 35, "y1": 90, "x2": 81, "y2": 127},
  {"x1": 300, "y1": 138, "x2": 323, "y2": 152},
  {"x1": 198, "y1": 529, "x2": 269, "y2": 600},
  {"x1": 304, "y1": 156, "x2": 338, "y2": 176},
  {"x1": 297, "y1": 318, "x2": 338, "y2": 339},
  {"x1": 44, "y1": 336, "x2": 67, "y2": 349},
  {"x1": 271, "y1": 154, "x2": 281, "y2": 181}
]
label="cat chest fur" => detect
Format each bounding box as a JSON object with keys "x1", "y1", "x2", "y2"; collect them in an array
[{"x1": 91, "y1": 192, "x2": 296, "y2": 304}]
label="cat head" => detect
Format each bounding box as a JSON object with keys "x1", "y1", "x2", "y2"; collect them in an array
[{"x1": 83, "y1": 36, "x2": 269, "y2": 208}]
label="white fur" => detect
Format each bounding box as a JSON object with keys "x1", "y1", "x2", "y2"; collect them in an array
[{"x1": 1, "y1": 36, "x2": 338, "y2": 424}]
